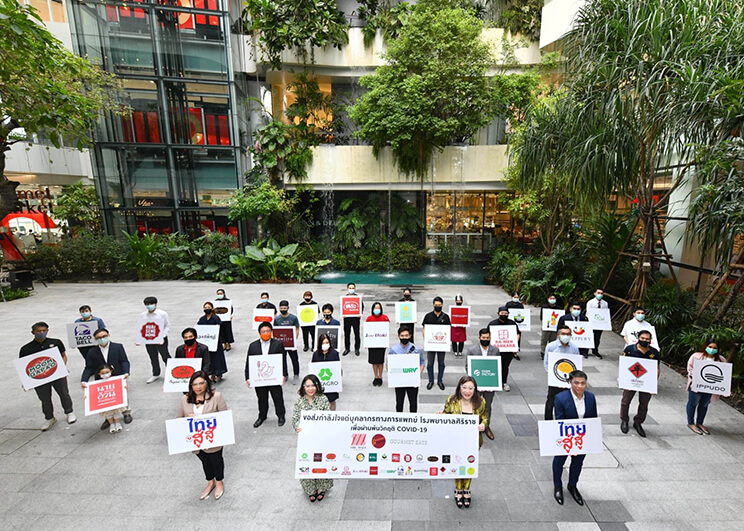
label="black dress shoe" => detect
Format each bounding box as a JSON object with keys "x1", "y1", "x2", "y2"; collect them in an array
[
  {"x1": 620, "y1": 420, "x2": 629, "y2": 433},
  {"x1": 303, "y1": 346, "x2": 309, "y2": 352},
  {"x1": 554, "y1": 487, "x2": 564, "y2": 505},
  {"x1": 567, "y1": 485, "x2": 584, "y2": 505},
  {"x1": 485, "y1": 427, "x2": 495, "y2": 440},
  {"x1": 355, "y1": 350, "x2": 360, "y2": 356},
  {"x1": 253, "y1": 418, "x2": 265, "y2": 428},
  {"x1": 426, "y1": 382, "x2": 434, "y2": 390},
  {"x1": 514, "y1": 354, "x2": 521, "y2": 361},
  {"x1": 593, "y1": 352, "x2": 603, "y2": 359},
  {"x1": 100, "y1": 419, "x2": 110, "y2": 431},
  {"x1": 278, "y1": 417, "x2": 286, "y2": 426},
  {"x1": 342, "y1": 350, "x2": 350, "y2": 356},
  {"x1": 438, "y1": 381, "x2": 445, "y2": 391},
  {"x1": 633, "y1": 422, "x2": 646, "y2": 438},
  {"x1": 123, "y1": 413, "x2": 133, "y2": 424}
]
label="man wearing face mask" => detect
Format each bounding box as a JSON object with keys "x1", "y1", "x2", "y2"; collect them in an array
[
  {"x1": 422, "y1": 297, "x2": 451, "y2": 390},
  {"x1": 541, "y1": 294, "x2": 563, "y2": 360},
  {"x1": 81, "y1": 328, "x2": 132, "y2": 428},
  {"x1": 487, "y1": 307, "x2": 521, "y2": 391},
  {"x1": 619, "y1": 330, "x2": 660, "y2": 438},
  {"x1": 245, "y1": 322, "x2": 288, "y2": 428},
  {"x1": 621, "y1": 307, "x2": 654, "y2": 346},
  {"x1": 299, "y1": 290, "x2": 317, "y2": 352},
  {"x1": 399, "y1": 288, "x2": 415, "y2": 336},
  {"x1": 175, "y1": 327, "x2": 211, "y2": 373},
  {"x1": 585, "y1": 288, "x2": 606, "y2": 359},
  {"x1": 274, "y1": 300, "x2": 301, "y2": 385},
  {"x1": 544, "y1": 326, "x2": 580, "y2": 420},
  {"x1": 342, "y1": 282, "x2": 363, "y2": 356},
  {"x1": 465, "y1": 328, "x2": 499, "y2": 440},
  {"x1": 388, "y1": 327, "x2": 426, "y2": 412},
  {"x1": 256, "y1": 292, "x2": 277, "y2": 315},
  {"x1": 141, "y1": 296, "x2": 171, "y2": 384},
  {"x1": 557, "y1": 302, "x2": 590, "y2": 358},
  {"x1": 75, "y1": 305, "x2": 106, "y2": 360}
]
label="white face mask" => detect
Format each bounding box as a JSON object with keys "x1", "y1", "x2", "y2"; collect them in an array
[
  {"x1": 100, "y1": 372, "x2": 112, "y2": 379},
  {"x1": 559, "y1": 335, "x2": 571, "y2": 344},
  {"x1": 321, "y1": 343, "x2": 330, "y2": 352}
]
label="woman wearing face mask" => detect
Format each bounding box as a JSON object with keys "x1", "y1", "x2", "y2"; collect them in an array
[
  {"x1": 505, "y1": 291, "x2": 524, "y2": 309},
  {"x1": 311, "y1": 334, "x2": 340, "y2": 409},
  {"x1": 299, "y1": 290, "x2": 317, "y2": 353},
  {"x1": 686, "y1": 339, "x2": 726, "y2": 435},
  {"x1": 215, "y1": 289, "x2": 234, "y2": 351},
  {"x1": 198, "y1": 302, "x2": 227, "y2": 383},
  {"x1": 365, "y1": 302, "x2": 390, "y2": 386},
  {"x1": 451, "y1": 295, "x2": 467, "y2": 359}
]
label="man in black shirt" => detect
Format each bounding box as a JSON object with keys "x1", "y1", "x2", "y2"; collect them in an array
[
  {"x1": 256, "y1": 292, "x2": 277, "y2": 315},
  {"x1": 422, "y1": 297, "x2": 451, "y2": 390},
  {"x1": 620, "y1": 330, "x2": 660, "y2": 438},
  {"x1": 487, "y1": 306, "x2": 521, "y2": 392},
  {"x1": 18, "y1": 322, "x2": 76, "y2": 431}
]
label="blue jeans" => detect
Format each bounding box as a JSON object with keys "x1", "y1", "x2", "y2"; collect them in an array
[
  {"x1": 686, "y1": 390, "x2": 713, "y2": 425},
  {"x1": 427, "y1": 351, "x2": 445, "y2": 383}
]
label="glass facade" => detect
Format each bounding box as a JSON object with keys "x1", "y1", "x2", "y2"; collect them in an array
[{"x1": 68, "y1": 0, "x2": 245, "y2": 237}]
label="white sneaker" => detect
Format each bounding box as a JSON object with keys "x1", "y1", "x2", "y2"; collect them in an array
[
  {"x1": 66, "y1": 412, "x2": 77, "y2": 424},
  {"x1": 115, "y1": 422, "x2": 122, "y2": 433},
  {"x1": 109, "y1": 423, "x2": 117, "y2": 433},
  {"x1": 41, "y1": 418, "x2": 56, "y2": 431},
  {"x1": 146, "y1": 375, "x2": 161, "y2": 384},
  {"x1": 503, "y1": 383, "x2": 511, "y2": 392}
]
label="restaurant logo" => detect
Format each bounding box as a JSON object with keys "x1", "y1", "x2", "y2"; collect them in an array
[{"x1": 26, "y1": 356, "x2": 58, "y2": 380}]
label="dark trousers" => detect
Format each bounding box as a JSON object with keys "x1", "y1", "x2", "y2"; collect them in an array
[
  {"x1": 620, "y1": 389, "x2": 652, "y2": 424},
  {"x1": 500, "y1": 351, "x2": 513, "y2": 384},
  {"x1": 452, "y1": 342, "x2": 464, "y2": 353},
  {"x1": 395, "y1": 387, "x2": 419, "y2": 412},
  {"x1": 34, "y1": 378, "x2": 74, "y2": 420},
  {"x1": 427, "y1": 351, "x2": 446, "y2": 383},
  {"x1": 79, "y1": 346, "x2": 94, "y2": 360},
  {"x1": 686, "y1": 390, "x2": 713, "y2": 425},
  {"x1": 482, "y1": 391, "x2": 494, "y2": 427},
  {"x1": 301, "y1": 326, "x2": 315, "y2": 350},
  {"x1": 540, "y1": 331, "x2": 557, "y2": 357},
  {"x1": 344, "y1": 317, "x2": 361, "y2": 350},
  {"x1": 553, "y1": 454, "x2": 586, "y2": 487},
  {"x1": 256, "y1": 385, "x2": 285, "y2": 419},
  {"x1": 593, "y1": 330, "x2": 603, "y2": 354},
  {"x1": 287, "y1": 349, "x2": 300, "y2": 376},
  {"x1": 145, "y1": 337, "x2": 170, "y2": 376},
  {"x1": 544, "y1": 386, "x2": 564, "y2": 420},
  {"x1": 196, "y1": 448, "x2": 224, "y2": 481}
]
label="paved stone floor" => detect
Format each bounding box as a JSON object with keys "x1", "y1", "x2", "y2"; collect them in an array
[{"x1": 2, "y1": 281, "x2": 743, "y2": 530}]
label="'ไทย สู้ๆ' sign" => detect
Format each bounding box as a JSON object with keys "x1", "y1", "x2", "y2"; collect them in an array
[
  {"x1": 66, "y1": 322, "x2": 97, "y2": 349},
  {"x1": 84, "y1": 375, "x2": 127, "y2": 415},
  {"x1": 308, "y1": 361, "x2": 343, "y2": 393},
  {"x1": 14, "y1": 347, "x2": 69, "y2": 391},
  {"x1": 690, "y1": 358, "x2": 732, "y2": 396},
  {"x1": 363, "y1": 321, "x2": 390, "y2": 349},
  {"x1": 163, "y1": 358, "x2": 203, "y2": 393},
  {"x1": 538, "y1": 417, "x2": 603, "y2": 456},
  {"x1": 617, "y1": 357, "x2": 658, "y2": 394},
  {"x1": 165, "y1": 410, "x2": 235, "y2": 455}
]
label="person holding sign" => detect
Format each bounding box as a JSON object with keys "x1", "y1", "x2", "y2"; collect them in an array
[
  {"x1": 423, "y1": 297, "x2": 451, "y2": 391},
  {"x1": 342, "y1": 282, "x2": 363, "y2": 356},
  {"x1": 552, "y1": 370, "x2": 597, "y2": 506},
  {"x1": 316, "y1": 303, "x2": 340, "y2": 327},
  {"x1": 274, "y1": 300, "x2": 301, "y2": 385},
  {"x1": 311, "y1": 334, "x2": 340, "y2": 409},
  {"x1": 544, "y1": 326, "x2": 580, "y2": 421},
  {"x1": 585, "y1": 289, "x2": 606, "y2": 359},
  {"x1": 256, "y1": 292, "x2": 277, "y2": 315},
  {"x1": 451, "y1": 294, "x2": 467, "y2": 359},
  {"x1": 487, "y1": 307, "x2": 521, "y2": 391},
  {"x1": 366, "y1": 301, "x2": 390, "y2": 387},
  {"x1": 245, "y1": 322, "x2": 288, "y2": 428},
  {"x1": 19, "y1": 322, "x2": 76, "y2": 431},
  {"x1": 88, "y1": 364, "x2": 128, "y2": 434},
  {"x1": 557, "y1": 302, "x2": 590, "y2": 358},
  {"x1": 686, "y1": 339, "x2": 726, "y2": 435},
  {"x1": 441, "y1": 376, "x2": 488, "y2": 509},
  {"x1": 198, "y1": 302, "x2": 227, "y2": 383},
  {"x1": 75, "y1": 305, "x2": 106, "y2": 360},
  {"x1": 621, "y1": 307, "x2": 650, "y2": 345},
  {"x1": 465, "y1": 328, "x2": 499, "y2": 440},
  {"x1": 504, "y1": 293, "x2": 524, "y2": 360},
  {"x1": 299, "y1": 290, "x2": 317, "y2": 352},
  {"x1": 388, "y1": 327, "x2": 425, "y2": 412},
  {"x1": 175, "y1": 371, "x2": 228, "y2": 500},
  {"x1": 140, "y1": 296, "x2": 171, "y2": 384},
  {"x1": 399, "y1": 287, "x2": 415, "y2": 335},
  {"x1": 620, "y1": 330, "x2": 660, "y2": 438},
  {"x1": 175, "y1": 328, "x2": 211, "y2": 373},
  {"x1": 292, "y1": 374, "x2": 333, "y2": 502},
  {"x1": 540, "y1": 294, "x2": 562, "y2": 360},
  {"x1": 215, "y1": 289, "x2": 234, "y2": 351}
]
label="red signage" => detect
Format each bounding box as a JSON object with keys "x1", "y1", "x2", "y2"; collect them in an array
[
  {"x1": 341, "y1": 296, "x2": 362, "y2": 317},
  {"x1": 26, "y1": 356, "x2": 58, "y2": 380},
  {"x1": 450, "y1": 306, "x2": 470, "y2": 327}
]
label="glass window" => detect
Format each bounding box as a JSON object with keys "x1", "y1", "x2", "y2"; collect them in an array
[
  {"x1": 98, "y1": 147, "x2": 173, "y2": 208},
  {"x1": 455, "y1": 193, "x2": 484, "y2": 233},
  {"x1": 163, "y1": 81, "x2": 231, "y2": 145},
  {"x1": 173, "y1": 148, "x2": 237, "y2": 207},
  {"x1": 427, "y1": 192, "x2": 454, "y2": 234},
  {"x1": 27, "y1": 0, "x2": 51, "y2": 21}
]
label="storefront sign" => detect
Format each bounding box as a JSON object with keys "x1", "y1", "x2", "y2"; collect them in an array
[
  {"x1": 211, "y1": 299, "x2": 232, "y2": 322},
  {"x1": 341, "y1": 296, "x2": 363, "y2": 317},
  {"x1": 489, "y1": 325, "x2": 519, "y2": 353},
  {"x1": 449, "y1": 306, "x2": 471, "y2": 327},
  {"x1": 298, "y1": 304, "x2": 319, "y2": 326},
  {"x1": 249, "y1": 354, "x2": 284, "y2": 387},
  {"x1": 163, "y1": 358, "x2": 203, "y2": 393},
  {"x1": 315, "y1": 325, "x2": 341, "y2": 350},
  {"x1": 588, "y1": 308, "x2": 612, "y2": 331},
  {"x1": 194, "y1": 324, "x2": 220, "y2": 351},
  {"x1": 273, "y1": 326, "x2": 297, "y2": 350},
  {"x1": 691, "y1": 359, "x2": 732, "y2": 396},
  {"x1": 542, "y1": 308, "x2": 565, "y2": 332},
  {"x1": 252, "y1": 308, "x2": 275, "y2": 330},
  {"x1": 395, "y1": 301, "x2": 417, "y2": 324},
  {"x1": 508, "y1": 308, "x2": 531, "y2": 332},
  {"x1": 547, "y1": 352, "x2": 584, "y2": 389},
  {"x1": 467, "y1": 357, "x2": 502, "y2": 391},
  {"x1": 387, "y1": 354, "x2": 421, "y2": 388},
  {"x1": 66, "y1": 322, "x2": 98, "y2": 349},
  {"x1": 566, "y1": 322, "x2": 595, "y2": 348},
  {"x1": 423, "y1": 325, "x2": 450, "y2": 351}
]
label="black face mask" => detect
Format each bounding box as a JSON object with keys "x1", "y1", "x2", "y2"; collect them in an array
[
  {"x1": 204, "y1": 308, "x2": 212, "y2": 314},
  {"x1": 400, "y1": 337, "x2": 410, "y2": 345},
  {"x1": 403, "y1": 295, "x2": 411, "y2": 300},
  {"x1": 280, "y1": 310, "x2": 288, "y2": 315},
  {"x1": 637, "y1": 340, "x2": 650, "y2": 348},
  {"x1": 304, "y1": 298, "x2": 311, "y2": 302},
  {"x1": 184, "y1": 338, "x2": 196, "y2": 346},
  {"x1": 498, "y1": 315, "x2": 508, "y2": 322},
  {"x1": 434, "y1": 306, "x2": 443, "y2": 312},
  {"x1": 324, "y1": 314, "x2": 332, "y2": 320},
  {"x1": 480, "y1": 339, "x2": 490, "y2": 347}
]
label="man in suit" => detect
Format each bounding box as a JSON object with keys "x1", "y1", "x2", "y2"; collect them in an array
[
  {"x1": 557, "y1": 302, "x2": 591, "y2": 358},
  {"x1": 465, "y1": 328, "x2": 500, "y2": 440},
  {"x1": 174, "y1": 327, "x2": 211, "y2": 373},
  {"x1": 245, "y1": 321, "x2": 288, "y2": 428},
  {"x1": 80, "y1": 328, "x2": 132, "y2": 428},
  {"x1": 552, "y1": 370, "x2": 597, "y2": 506}
]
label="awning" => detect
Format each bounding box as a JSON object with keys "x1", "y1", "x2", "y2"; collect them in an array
[{"x1": 1, "y1": 212, "x2": 57, "y2": 229}]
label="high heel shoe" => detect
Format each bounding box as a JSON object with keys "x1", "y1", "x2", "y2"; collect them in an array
[
  {"x1": 455, "y1": 489, "x2": 464, "y2": 508},
  {"x1": 462, "y1": 490, "x2": 471, "y2": 508}
]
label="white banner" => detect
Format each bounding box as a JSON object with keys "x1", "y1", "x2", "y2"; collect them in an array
[
  {"x1": 508, "y1": 308, "x2": 531, "y2": 332},
  {"x1": 308, "y1": 361, "x2": 343, "y2": 393},
  {"x1": 249, "y1": 354, "x2": 284, "y2": 387},
  {"x1": 489, "y1": 325, "x2": 519, "y2": 352},
  {"x1": 587, "y1": 307, "x2": 612, "y2": 331},
  {"x1": 194, "y1": 324, "x2": 220, "y2": 351},
  {"x1": 295, "y1": 410, "x2": 480, "y2": 479},
  {"x1": 66, "y1": 322, "x2": 98, "y2": 349},
  {"x1": 538, "y1": 417, "x2": 603, "y2": 456},
  {"x1": 14, "y1": 347, "x2": 70, "y2": 391},
  {"x1": 547, "y1": 351, "x2": 584, "y2": 389},
  {"x1": 566, "y1": 322, "x2": 595, "y2": 348},
  {"x1": 622, "y1": 320, "x2": 660, "y2": 350},
  {"x1": 136, "y1": 316, "x2": 166, "y2": 345},
  {"x1": 252, "y1": 308, "x2": 275, "y2": 330},
  {"x1": 298, "y1": 304, "x2": 319, "y2": 326},
  {"x1": 542, "y1": 308, "x2": 565, "y2": 332},
  {"x1": 84, "y1": 375, "x2": 128, "y2": 416},
  {"x1": 211, "y1": 299, "x2": 232, "y2": 322},
  {"x1": 691, "y1": 358, "x2": 732, "y2": 396},
  {"x1": 423, "y1": 324, "x2": 450, "y2": 351},
  {"x1": 165, "y1": 410, "x2": 236, "y2": 455},
  {"x1": 618, "y1": 357, "x2": 658, "y2": 394},
  {"x1": 387, "y1": 354, "x2": 421, "y2": 388},
  {"x1": 163, "y1": 358, "x2": 203, "y2": 393},
  {"x1": 364, "y1": 321, "x2": 390, "y2": 349}
]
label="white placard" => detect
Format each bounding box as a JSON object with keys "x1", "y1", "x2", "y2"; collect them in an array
[
  {"x1": 691, "y1": 358, "x2": 732, "y2": 396},
  {"x1": 166, "y1": 410, "x2": 236, "y2": 455},
  {"x1": 66, "y1": 322, "x2": 98, "y2": 349},
  {"x1": 621, "y1": 320, "x2": 660, "y2": 350},
  {"x1": 298, "y1": 304, "x2": 319, "y2": 326},
  {"x1": 364, "y1": 321, "x2": 390, "y2": 349},
  {"x1": 547, "y1": 351, "x2": 584, "y2": 389},
  {"x1": 163, "y1": 358, "x2": 203, "y2": 393},
  {"x1": 424, "y1": 324, "x2": 451, "y2": 351},
  {"x1": 618, "y1": 357, "x2": 658, "y2": 394},
  {"x1": 489, "y1": 325, "x2": 519, "y2": 352},
  {"x1": 249, "y1": 354, "x2": 284, "y2": 387},
  {"x1": 84, "y1": 375, "x2": 128, "y2": 416},
  {"x1": 395, "y1": 301, "x2": 417, "y2": 324},
  {"x1": 566, "y1": 321, "x2": 595, "y2": 348},
  {"x1": 387, "y1": 354, "x2": 421, "y2": 388},
  {"x1": 194, "y1": 324, "x2": 220, "y2": 351},
  {"x1": 252, "y1": 308, "x2": 275, "y2": 330},
  {"x1": 308, "y1": 361, "x2": 343, "y2": 393},
  {"x1": 136, "y1": 316, "x2": 166, "y2": 345},
  {"x1": 538, "y1": 417, "x2": 603, "y2": 456},
  {"x1": 542, "y1": 308, "x2": 565, "y2": 332},
  {"x1": 14, "y1": 347, "x2": 70, "y2": 391},
  {"x1": 295, "y1": 410, "x2": 479, "y2": 479},
  {"x1": 508, "y1": 308, "x2": 531, "y2": 332},
  {"x1": 211, "y1": 299, "x2": 232, "y2": 322},
  {"x1": 587, "y1": 307, "x2": 612, "y2": 331}
]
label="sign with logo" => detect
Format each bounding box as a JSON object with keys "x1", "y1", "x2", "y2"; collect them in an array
[
  {"x1": 363, "y1": 321, "x2": 390, "y2": 349},
  {"x1": 84, "y1": 375, "x2": 127, "y2": 415},
  {"x1": 618, "y1": 357, "x2": 658, "y2": 394},
  {"x1": 467, "y1": 357, "x2": 502, "y2": 391},
  {"x1": 297, "y1": 304, "x2": 319, "y2": 326},
  {"x1": 489, "y1": 325, "x2": 519, "y2": 353},
  {"x1": 136, "y1": 317, "x2": 165, "y2": 345},
  {"x1": 621, "y1": 320, "x2": 660, "y2": 350},
  {"x1": 166, "y1": 410, "x2": 236, "y2": 455},
  {"x1": 194, "y1": 324, "x2": 219, "y2": 351},
  {"x1": 508, "y1": 308, "x2": 531, "y2": 332},
  {"x1": 547, "y1": 352, "x2": 583, "y2": 389},
  {"x1": 250, "y1": 354, "x2": 284, "y2": 387},
  {"x1": 295, "y1": 410, "x2": 479, "y2": 479},
  {"x1": 395, "y1": 301, "x2": 417, "y2": 324},
  {"x1": 449, "y1": 306, "x2": 470, "y2": 327},
  {"x1": 587, "y1": 307, "x2": 612, "y2": 331},
  {"x1": 308, "y1": 361, "x2": 343, "y2": 393},
  {"x1": 542, "y1": 308, "x2": 565, "y2": 332},
  {"x1": 163, "y1": 358, "x2": 203, "y2": 393},
  {"x1": 566, "y1": 322, "x2": 595, "y2": 348},
  {"x1": 340, "y1": 296, "x2": 363, "y2": 317},
  {"x1": 66, "y1": 322, "x2": 97, "y2": 349},
  {"x1": 315, "y1": 325, "x2": 341, "y2": 350},
  {"x1": 423, "y1": 324, "x2": 450, "y2": 351},
  {"x1": 210, "y1": 299, "x2": 232, "y2": 322},
  {"x1": 691, "y1": 358, "x2": 732, "y2": 396},
  {"x1": 273, "y1": 326, "x2": 297, "y2": 351},
  {"x1": 538, "y1": 417, "x2": 603, "y2": 456},
  {"x1": 252, "y1": 308, "x2": 275, "y2": 330},
  {"x1": 387, "y1": 354, "x2": 421, "y2": 388},
  {"x1": 14, "y1": 347, "x2": 69, "y2": 390}
]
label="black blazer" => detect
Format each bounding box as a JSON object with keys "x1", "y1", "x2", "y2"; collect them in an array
[
  {"x1": 245, "y1": 338, "x2": 288, "y2": 380},
  {"x1": 81, "y1": 342, "x2": 131, "y2": 382},
  {"x1": 175, "y1": 342, "x2": 211, "y2": 373},
  {"x1": 554, "y1": 390, "x2": 598, "y2": 420}
]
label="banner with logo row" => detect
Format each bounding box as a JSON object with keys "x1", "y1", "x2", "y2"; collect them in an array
[{"x1": 295, "y1": 411, "x2": 479, "y2": 480}]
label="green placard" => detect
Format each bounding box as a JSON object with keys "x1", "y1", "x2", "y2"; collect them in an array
[{"x1": 468, "y1": 357, "x2": 502, "y2": 391}]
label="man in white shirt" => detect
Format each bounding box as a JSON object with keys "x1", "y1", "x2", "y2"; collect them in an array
[
  {"x1": 464, "y1": 328, "x2": 500, "y2": 440},
  {"x1": 140, "y1": 296, "x2": 171, "y2": 383},
  {"x1": 585, "y1": 288, "x2": 606, "y2": 359}
]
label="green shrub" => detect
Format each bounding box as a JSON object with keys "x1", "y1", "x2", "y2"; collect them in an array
[
  {"x1": 333, "y1": 240, "x2": 426, "y2": 272},
  {"x1": 1, "y1": 287, "x2": 32, "y2": 300},
  {"x1": 27, "y1": 234, "x2": 134, "y2": 281}
]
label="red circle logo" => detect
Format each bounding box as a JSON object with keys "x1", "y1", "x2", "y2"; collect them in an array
[
  {"x1": 25, "y1": 356, "x2": 58, "y2": 380},
  {"x1": 141, "y1": 322, "x2": 161, "y2": 341},
  {"x1": 467, "y1": 455, "x2": 475, "y2": 463},
  {"x1": 171, "y1": 365, "x2": 195, "y2": 379},
  {"x1": 371, "y1": 434, "x2": 386, "y2": 449}
]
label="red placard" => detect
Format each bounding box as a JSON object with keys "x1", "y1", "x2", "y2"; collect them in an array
[
  {"x1": 341, "y1": 296, "x2": 362, "y2": 317},
  {"x1": 85, "y1": 376, "x2": 127, "y2": 416},
  {"x1": 449, "y1": 306, "x2": 471, "y2": 327},
  {"x1": 273, "y1": 327, "x2": 296, "y2": 350}
]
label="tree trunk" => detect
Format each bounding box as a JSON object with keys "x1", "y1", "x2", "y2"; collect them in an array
[
  {"x1": 695, "y1": 246, "x2": 744, "y2": 319},
  {"x1": 713, "y1": 269, "x2": 744, "y2": 323}
]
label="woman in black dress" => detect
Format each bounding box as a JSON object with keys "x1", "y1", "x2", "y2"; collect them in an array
[
  {"x1": 311, "y1": 334, "x2": 340, "y2": 410},
  {"x1": 215, "y1": 289, "x2": 234, "y2": 351},
  {"x1": 199, "y1": 301, "x2": 228, "y2": 382}
]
